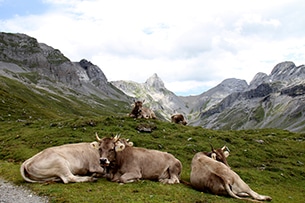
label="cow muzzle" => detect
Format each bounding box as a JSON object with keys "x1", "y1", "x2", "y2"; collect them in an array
[{"x1": 99, "y1": 158, "x2": 110, "y2": 166}]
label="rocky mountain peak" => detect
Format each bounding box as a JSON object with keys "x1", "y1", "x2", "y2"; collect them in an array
[
  {"x1": 270, "y1": 61, "x2": 296, "y2": 81},
  {"x1": 204, "y1": 78, "x2": 248, "y2": 97},
  {"x1": 79, "y1": 59, "x2": 108, "y2": 83},
  {"x1": 249, "y1": 72, "x2": 269, "y2": 89},
  {"x1": 219, "y1": 78, "x2": 248, "y2": 91},
  {"x1": 145, "y1": 73, "x2": 165, "y2": 90}
]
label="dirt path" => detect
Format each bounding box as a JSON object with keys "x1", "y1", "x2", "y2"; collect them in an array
[{"x1": 0, "y1": 178, "x2": 48, "y2": 203}]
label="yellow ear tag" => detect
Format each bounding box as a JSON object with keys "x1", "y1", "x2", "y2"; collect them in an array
[
  {"x1": 90, "y1": 141, "x2": 99, "y2": 149},
  {"x1": 224, "y1": 151, "x2": 230, "y2": 157},
  {"x1": 115, "y1": 143, "x2": 125, "y2": 152}
]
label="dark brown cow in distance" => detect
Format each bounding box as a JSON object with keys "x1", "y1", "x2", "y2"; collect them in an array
[
  {"x1": 96, "y1": 133, "x2": 181, "y2": 184},
  {"x1": 129, "y1": 100, "x2": 156, "y2": 119},
  {"x1": 20, "y1": 142, "x2": 105, "y2": 183},
  {"x1": 171, "y1": 114, "x2": 187, "y2": 125},
  {"x1": 190, "y1": 146, "x2": 272, "y2": 202}
]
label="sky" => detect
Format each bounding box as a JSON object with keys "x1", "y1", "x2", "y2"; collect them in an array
[{"x1": 1, "y1": 0, "x2": 305, "y2": 96}]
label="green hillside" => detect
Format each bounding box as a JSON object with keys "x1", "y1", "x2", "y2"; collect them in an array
[
  {"x1": 0, "y1": 75, "x2": 130, "y2": 121},
  {"x1": 0, "y1": 76, "x2": 305, "y2": 203}
]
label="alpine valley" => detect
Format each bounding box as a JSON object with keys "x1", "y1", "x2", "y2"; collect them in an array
[{"x1": 1, "y1": 32, "x2": 305, "y2": 132}]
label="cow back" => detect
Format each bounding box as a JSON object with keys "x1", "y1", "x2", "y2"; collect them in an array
[{"x1": 115, "y1": 146, "x2": 181, "y2": 181}]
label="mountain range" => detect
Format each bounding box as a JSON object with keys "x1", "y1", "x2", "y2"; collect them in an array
[{"x1": 1, "y1": 32, "x2": 305, "y2": 132}]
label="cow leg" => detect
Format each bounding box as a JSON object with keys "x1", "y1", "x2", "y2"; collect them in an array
[
  {"x1": 242, "y1": 189, "x2": 272, "y2": 201},
  {"x1": 118, "y1": 171, "x2": 142, "y2": 183},
  {"x1": 236, "y1": 192, "x2": 250, "y2": 197},
  {"x1": 159, "y1": 162, "x2": 181, "y2": 184},
  {"x1": 89, "y1": 164, "x2": 105, "y2": 178},
  {"x1": 57, "y1": 161, "x2": 97, "y2": 183},
  {"x1": 231, "y1": 179, "x2": 272, "y2": 201},
  {"x1": 159, "y1": 175, "x2": 180, "y2": 184},
  {"x1": 61, "y1": 175, "x2": 97, "y2": 183}
]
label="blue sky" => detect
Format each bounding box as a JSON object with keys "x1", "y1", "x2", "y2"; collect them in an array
[
  {"x1": 0, "y1": 0, "x2": 49, "y2": 19},
  {"x1": 1, "y1": 0, "x2": 305, "y2": 96}
]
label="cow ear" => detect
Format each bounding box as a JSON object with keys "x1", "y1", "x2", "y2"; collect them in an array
[
  {"x1": 224, "y1": 151, "x2": 230, "y2": 158},
  {"x1": 90, "y1": 141, "x2": 99, "y2": 150},
  {"x1": 115, "y1": 142, "x2": 125, "y2": 152},
  {"x1": 128, "y1": 141, "x2": 133, "y2": 147},
  {"x1": 211, "y1": 153, "x2": 216, "y2": 160}
]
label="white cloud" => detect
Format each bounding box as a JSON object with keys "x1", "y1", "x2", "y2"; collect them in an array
[{"x1": 1, "y1": 0, "x2": 305, "y2": 95}]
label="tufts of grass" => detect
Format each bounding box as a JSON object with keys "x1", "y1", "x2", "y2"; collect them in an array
[
  {"x1": 1, "y1": 116, "x2": 305, "y2": 203},
  {"x1": 1, "y1": 75, "x2": 305, "y2": 202}
]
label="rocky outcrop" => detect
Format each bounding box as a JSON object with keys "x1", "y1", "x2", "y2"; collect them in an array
[
  {"x1": 195, "y1": 61, "x2": 305, "y2": 132},
  {"x1": 112, "y1": 74, "x2": 189, "y2": 120},
  {"x1": 0, "y1": 32, "x2": 129, "y2": 101}
]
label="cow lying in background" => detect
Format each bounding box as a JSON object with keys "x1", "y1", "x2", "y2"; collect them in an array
[
  {"x1": 129, "y1": 100, "x2": 156, "y2": 119},
  {"x1": 20, "y1": 142, "x2": 105, "y2": 183},
  {"x1": 171, "y1": 114, "x2": 187, "y2": 125},
  {"x1": 190, "y1": 146, "x2": 272, "y2": 202},
  {"x1": 96, "y1": 133, "x2": 181, "y2": 184}
]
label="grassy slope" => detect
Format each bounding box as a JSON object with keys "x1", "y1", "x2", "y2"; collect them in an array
[
  {"x1": 0, "y1": 76, "x2": 305, "y2": 203},
  {"x1": 1, "y1": 117, "x2": 305, "y2": 203}
]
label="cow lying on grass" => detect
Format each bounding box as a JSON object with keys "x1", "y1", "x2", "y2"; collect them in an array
[
  {"x1": 96, "y1": 133, "x2": 181, "y2": 184},
  {"x1": 171, "y1": 114, "x2": 187, "y2": 125},
  {"x1": 190, "y1": 146, "x2": 272, "y2": 202},
  {"x1": 20, "y1": 142, "x2": 105, "y2": 183},
  {"x1": 129, "y1": 100, "x2": 156, "y2": 119}
]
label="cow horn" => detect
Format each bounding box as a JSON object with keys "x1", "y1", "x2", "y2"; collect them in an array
[
  {"x1": 95, "y1": 132, "x2": 101, "y2": 142},
  {"x1": 210, "y1": 144, "x2": 215, "y2": 151},
  {"x1": 113, "y1": 134, "x2": 120, "y2": 142},
  {"x1": 222, "y1": 145, "x2": 230, "y2": 152}
]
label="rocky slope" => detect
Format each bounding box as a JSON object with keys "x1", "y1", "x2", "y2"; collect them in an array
[
  {"x1": 0, "y1": 32, "x2": 135, "y2": 122},
  {"x1": 113, "y1": 61, "x2": 305, "y2": 132},
  {"x1": 111, "y1": 73, "x2": 188, "y2": 120},
  {"x1": 195, "y1": 62, "x2": 305, "y2": 132},
  {"x1": 0, "y1": 32, "x2": 130, "y2": 104},
  {"x1": 1, "y1": 32, "x2": 305, "y2": 132}
]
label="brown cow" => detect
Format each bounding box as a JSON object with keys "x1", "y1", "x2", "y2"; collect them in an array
[
  {"x1": 190, "y1": 146, "x2": 272, "y2": 202},
  {"x1": 96, "y1": 133, "x2": 181, "y2": 184},
  {"x1": 171, "y1": 114, "x2": 187, "y2": 125},
  {"x1": 129, "y1": 100, "x2": 156, "y2": 119},
  {"x1": 20, "y1": 142, "x2": 105, "y2": 183}
]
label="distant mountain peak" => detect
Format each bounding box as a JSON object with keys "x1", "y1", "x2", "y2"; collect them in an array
[{"x1": 145, "y1": 73, "x2": 165, "y2": 90}]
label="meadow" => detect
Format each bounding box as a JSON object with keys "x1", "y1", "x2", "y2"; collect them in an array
[{"x1": 1, "y1": 116, "x2": 305, "y2": 203}]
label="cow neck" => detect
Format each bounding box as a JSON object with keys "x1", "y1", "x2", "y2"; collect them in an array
[{"x1": 114, "y1": 145, "x2": 131, "y2": 165}]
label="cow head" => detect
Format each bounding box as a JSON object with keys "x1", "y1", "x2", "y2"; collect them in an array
[
  {"x1": 95, "y1": 133, "x2": 132, "y2": 167},
  {"x1": 129, "y1": 100, "x2": 145, "y2": 118},
  {"x1": 207, "y1": 145, "x2": 230, "y2": 167}
]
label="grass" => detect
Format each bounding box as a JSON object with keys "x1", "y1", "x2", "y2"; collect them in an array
[
  {"x1": 1, "y1": 116, "x2": 305, "y2": 203},
  {"x1": 0, "y1": 75, "x2": 305, "y2": 202}
]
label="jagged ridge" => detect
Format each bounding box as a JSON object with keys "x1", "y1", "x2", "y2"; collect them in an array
[{"x1": 1, "y1": 32, "x2": 305, "y2": 132}]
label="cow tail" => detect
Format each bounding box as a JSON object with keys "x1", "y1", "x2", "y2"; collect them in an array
[
  {"x1": 20, "y1": 162, "x2": 38, "y2": 183},
  {"x1": 224, "y1": 184, "x2": 261, "y2": 203},
  {"x1": 180, "y1": 179, "x2": 192, "y2": 187}
]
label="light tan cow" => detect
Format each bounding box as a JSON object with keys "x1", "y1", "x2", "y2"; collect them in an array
[
  {"x1": 129, "y1": 100, "x2": 156, "y2": 119},
  {"x1": 20, "y1": 142, "x2": 105, "y2": 183},
  {"x1": 96, "y1": 133, "x2": 181, "y2": 184},
  {"x1": 190, "y1": 146, "x2": 272, "y2": 202}
]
